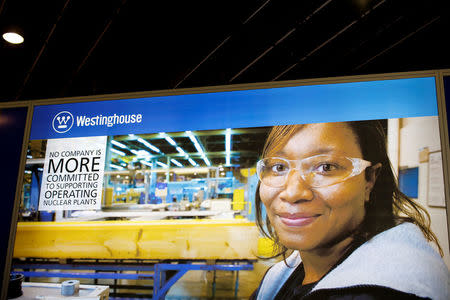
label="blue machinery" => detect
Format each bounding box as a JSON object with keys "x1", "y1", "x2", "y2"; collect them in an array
[{"x1": 13, "y1": 260, "x2": 254, "y2": 299}]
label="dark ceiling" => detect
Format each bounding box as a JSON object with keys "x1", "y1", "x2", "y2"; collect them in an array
[{"x1": 0, "y1": 0, "x2": 449, "y2": 103}]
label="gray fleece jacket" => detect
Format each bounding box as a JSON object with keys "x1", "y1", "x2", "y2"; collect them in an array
[{"x1": 256, "y1": 223, "x2": 449, "y2": 300}]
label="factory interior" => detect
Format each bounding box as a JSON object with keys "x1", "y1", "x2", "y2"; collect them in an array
[
  {"x1": 15, "y1": 126, "x2": 274, "y2": 299},
  {"x1": 10, "y1": 116, "x2": 449, "y2": 299}
]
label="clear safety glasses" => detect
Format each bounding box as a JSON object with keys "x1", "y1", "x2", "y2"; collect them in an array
[{"x1": 256, "y1": 155, "x2": 372, "y2": 188}]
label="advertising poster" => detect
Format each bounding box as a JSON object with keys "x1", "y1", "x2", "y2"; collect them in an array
[
  {"x1": 10, "y1": 76, "x2": 449, "y2": 299},
  {"x1": 38, "y1": 136, "x2": 107, "y2": 211}
]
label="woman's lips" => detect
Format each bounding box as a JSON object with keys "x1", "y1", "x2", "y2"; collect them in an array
[{"x1": 278, "y1": 213, "x2": 320, "y2": 227}]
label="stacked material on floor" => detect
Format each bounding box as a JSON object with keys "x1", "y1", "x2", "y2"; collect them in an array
[{"x1": 14, "y1": 219, "x2": 259, "y2": 260}]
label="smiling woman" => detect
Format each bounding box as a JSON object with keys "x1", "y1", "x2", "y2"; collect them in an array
[{"x1": 252, "y1": 120, "x2": 448, "y2": 300}]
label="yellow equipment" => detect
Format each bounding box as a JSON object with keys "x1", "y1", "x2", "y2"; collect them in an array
[{"x1": 14, "y1": 219, "x2": 259, "y2": 260}]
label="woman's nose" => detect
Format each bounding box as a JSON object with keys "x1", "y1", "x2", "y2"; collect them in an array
[{"x1": 280, "y1": 170, "x2": 314, "y2": 203}]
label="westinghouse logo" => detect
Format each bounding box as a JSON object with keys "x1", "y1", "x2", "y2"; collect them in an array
[
  {"x1": 51, "y1": 111, "x2": 143, "y2": 133},
  {"x1": 52, "y1": 111, "x2": 74, "y2": 133},
  {"x1": 76, "y1": 113, "x2": 142, "y2": 127}
]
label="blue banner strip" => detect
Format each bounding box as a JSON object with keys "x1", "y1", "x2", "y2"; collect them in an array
[{"x1": 30, "y1": 77, "x2": 438, "y2": 140}]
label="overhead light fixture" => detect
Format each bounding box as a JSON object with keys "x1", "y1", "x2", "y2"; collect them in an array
[
  {"x1": 176, "y1": 146, "x2": 187, "y2": 157},
  {"x1": 187, "y1": 130, "x2": 210, "y2": 166},
  {"x1": 161, "y1": 132, "x2": 190, "y2": 160},
  {"x1": 186, "y1": 131, "x2": 195, "y2": 141},
  {"x1": 131, "y1": 149, "x2": 152, "y2": 158},
  {"x1": 188, "y1": 158, "x2": 198, "y2": 167},
  {"x1": 141, "y1": 160, "x2": 153, "y2": 167},
  {"x1": 159, "y1": 132, "x2": 177, "y2": 146},
  {"x1": 2, "y1": 32, "x2": 24, "y2": 44},
  {"x1": 165, "y1": 136, "x2": 176, "y2": 146},
  {"x1": 202, "y1": 156, "x2": 211, "y2": 166},
  {"x1": 170, "y1": 158, "x2": 183, "y2": 167},
  {"x1": 111, "y1": 140, "x2": 128, "y2": 149},
  {"x1": 156, "y1": 161, "x2": 168, "y2": 168},
  {"x1": 110, "y1": 148, "x2": 126, "y2": 156},
  {"x1": 137, "y1": 137, "x2": 160, "y2": 153},
  {"x1": 225, "y1": 128, "x2": 231, "y2": 166},
  {"x1": 110, "y1": 164, "x2": 124, "y2": 170},
  {"x1": 186, "y1": 131, "x2": 203, "y2": 154}
]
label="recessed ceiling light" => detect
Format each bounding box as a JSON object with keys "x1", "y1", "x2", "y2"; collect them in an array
[{"x1": 2, "y1": 32, "x2": 24, "y2": 44}]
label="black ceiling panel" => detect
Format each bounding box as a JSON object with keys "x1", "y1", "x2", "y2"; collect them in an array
[{"x1": 0, "y1": 0, "x2": 449, "y2": 102}]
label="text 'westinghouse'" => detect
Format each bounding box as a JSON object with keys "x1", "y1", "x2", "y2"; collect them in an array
[{"x1": 76, "y1": 113, "x2": 142, "y2": 128}]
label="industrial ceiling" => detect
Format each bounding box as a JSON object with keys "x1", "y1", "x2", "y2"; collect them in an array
[{"x1": 0, "y1": 0, "x2": 449, "y2": 103}]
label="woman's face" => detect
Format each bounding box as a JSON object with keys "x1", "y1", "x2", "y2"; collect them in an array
[{"x1": 259, "y1": 123, "x2": 376, "y2": 252}]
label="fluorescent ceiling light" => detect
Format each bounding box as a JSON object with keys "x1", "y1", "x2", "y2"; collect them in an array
[
  {"x1": 111, "y1": 148, "x2": 126, "y2": 156},
  {"x1": 131, "y1": 149, "x2": 151, "y2": 157},
  {"x1": 186, "y1": 131, "x2": 204, "y2": 154},
  {"x1": 137, "y1": 137, "x2": 160, "y2": 153},
  {"x1": 3, "y1": 32, "x2": 24, "y2": 44},
  {"x1": 26, "y1": 155, "x2": 32, "y2": 159},
  {"x1": 225, "y1": 128, "x2": 231, "y2": 166},
  {"x1": 170, "y1": 158, "x2": 183, "y2": 167},
  {"x1": 165, "y1": 136, "x2": 176, "y2": 146},
  {"x1": 176, "y1": 146, "x2": 187, "y2": 157},
  {"x1": 188, "y1": 158, "x2": 198, "y2": 167},
  {"x1": 141, "y1": 160, "x2": 153, "y2": 167},
  {"x1": 111, "y1": 140, "x2": 127, "y2": 149},
  {"x1": 160, "y1": 132, "x2": 177, "y2": 146},
  {"x1": 202, "y1": 156, "x2": 211, "y2": 166},
  {"x1": 193, "y1": 141, "x2": 203, "y2": 155},
  {"x1": 225, "y1": 128, "x2": 231, "y2": 153},
  {"x1": 25, "y1": 170, "x2": 32, "y2": 174},
  {"x1": 186, "y1": 131, "x2": 197, "y2": 144},
  {"x1": 157, "y1": 161, "x2": 168, "y2": 168},
  {"x1": 110, "y1": 164, "x2": 124, "y2": 170},
  {"x1": 162, "y1": 133, "x2": 190, "y2": 161}
]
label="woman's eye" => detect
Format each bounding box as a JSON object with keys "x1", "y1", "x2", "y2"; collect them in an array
[
  {"x1": 316, "y1": 163, "x2": 338, "y2": 174},
  {"x1": 270, "y1": 163, "x2": 288, "y2": 173}
]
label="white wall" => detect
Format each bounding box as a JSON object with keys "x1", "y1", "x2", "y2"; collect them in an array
[{"x1": 391, "y1": 116, "x2": 449, "y2": 268}]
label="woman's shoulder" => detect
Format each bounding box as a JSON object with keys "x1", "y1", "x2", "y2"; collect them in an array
[
  {"x1": 314, "y1": 222, "x2": 448, "y2": 300},
  {"x1": 304, "y1": 285, "x2": 430, "y2": 300},
  {"x1": 255, "y1": 223, "x2": 448, "y2": 300},
  {"x1": 354, "y1": 222, "x2": 444, "y2": 270},
  {"x1": 255, "y1": 251, "x2": 302, "y2": 300}
]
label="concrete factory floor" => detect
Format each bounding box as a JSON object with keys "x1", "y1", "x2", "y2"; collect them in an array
[
  {"x1": 27, "y1": 259, "x2": 278, "y2": 299},
  {"x1": 166, "y1": 260, "x2": 274, "y2": 299}
]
